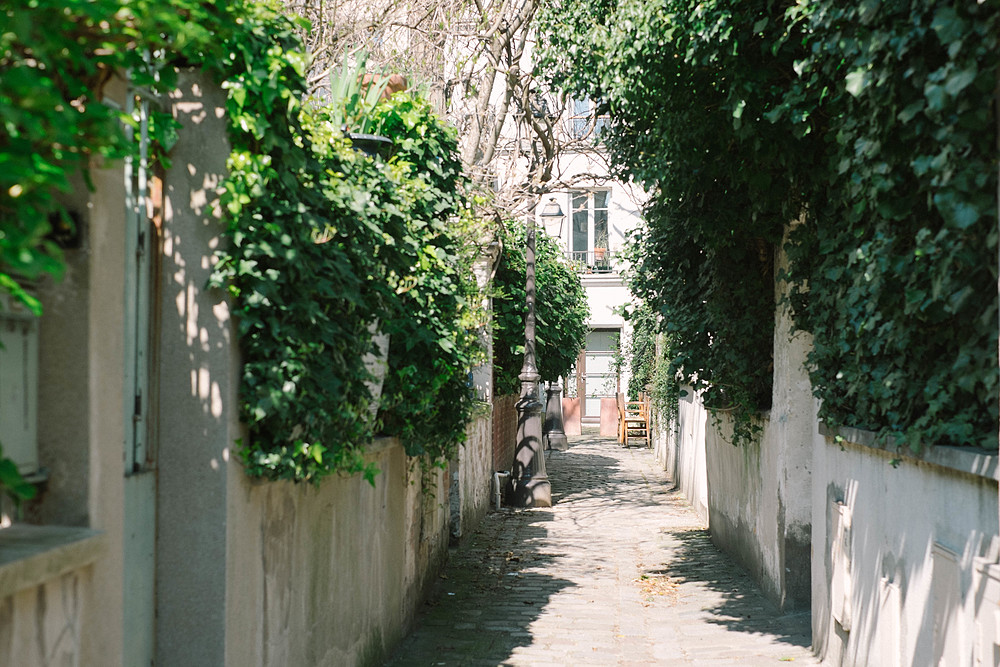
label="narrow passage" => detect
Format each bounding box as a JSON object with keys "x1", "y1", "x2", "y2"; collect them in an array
[{"x1": 386, "y1": 433, "x2": 818, "y2": 666}]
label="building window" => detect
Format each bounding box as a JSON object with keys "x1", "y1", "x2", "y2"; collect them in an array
[
  {"x1": 569, "y1": 189, "x2": 611, "y2": 272},
  {"x1": 0, "y1": 296, "x2": 39, "y2": 475},
  {"x1": 569, "y1": 97, "x2": 608, "y2": 140}
]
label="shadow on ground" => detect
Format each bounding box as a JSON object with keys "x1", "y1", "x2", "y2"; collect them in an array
[
  {"x1": 386, "y1": 433, "x2": 813, "y2": 665},
  {"x1": 548, "y1": 436, "x2": 671, "y2": 509},
  {"x1": 385, "y1": 510, "x2": 574, "y2": 666},
  {"x1": 650, "y1": 526, "x2": 813, "y2": 650}
]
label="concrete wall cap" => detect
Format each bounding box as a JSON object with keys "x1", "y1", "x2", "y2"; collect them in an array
[
  {"x1": 0, "y1": 525, "x2": 106, "y2": 599},
  {"x1": 820, "y1": 423, "x2": 998, "y2": 482}
]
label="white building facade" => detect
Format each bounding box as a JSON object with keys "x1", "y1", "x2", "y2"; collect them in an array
[{"x1": 535, "y1": 151, "x2": 646, "y2": 425}]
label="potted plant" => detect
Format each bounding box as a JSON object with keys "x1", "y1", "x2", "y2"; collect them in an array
[
  {"x1": 328, "y1": 51, "x2": 406, "y2": 160},
  {"x1": 593, "y1": 231, "x2": 609, "y2": 260},
  {"x1": 593, "y1": 231, "x2": 610, "y2": 271}
]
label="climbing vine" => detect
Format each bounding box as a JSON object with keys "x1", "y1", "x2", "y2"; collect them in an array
[
  {"x1": 620, "y1": 301, "x2": 683, "y2": 429},
  {"x1": 624, "y1": 303, "x2": 657, "y2": 401},
  {"x1": 2, "y1": 0, "x2": 486, "y2": 488},
  {"x1": 209, "y1": 21, "x2": 484, "y2": 481},
  {"x1": 782, "y1": 1, "x2": 999, "y2": 450},
  {"x1": 539, "y1": 0, "x2": 801, "y2": 443},
  {"x1": 540, "y1": 0, "x2": 999, "y2": 450}
]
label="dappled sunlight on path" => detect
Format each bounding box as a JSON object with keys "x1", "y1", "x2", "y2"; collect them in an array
[{"x1": 386, "y1": 434, "x2": 817, "y2": 666}]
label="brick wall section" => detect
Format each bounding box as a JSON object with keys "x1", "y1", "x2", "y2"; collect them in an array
[{"x1": 491, "y1": 394, "x2": 518, "y2": 472}]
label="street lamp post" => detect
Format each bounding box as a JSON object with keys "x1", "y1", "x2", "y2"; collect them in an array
[{"x1": 508, "y1": 198, "x2": 564, "y2": 507}]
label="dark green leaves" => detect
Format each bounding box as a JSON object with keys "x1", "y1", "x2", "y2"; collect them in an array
[
  {"x1": 492, "y1": 223, "x2": 590, "y2": 396},
  {"x1": 541, "y1": 0, "x2": 999, "y2": 451}
]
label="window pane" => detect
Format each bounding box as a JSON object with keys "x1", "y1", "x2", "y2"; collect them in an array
[
  {"x1": 572, "y1": 193, "x2": 588, "y2": 253},
  {"x1": 594, "y1": 190, "x2": 609, "y2": 210},
  {"x1": 594, "y1": 207, "x2": 608, "y2": 248},
  {"x1": 586, "y1": 329, "x2": 618, "y2": 352}
]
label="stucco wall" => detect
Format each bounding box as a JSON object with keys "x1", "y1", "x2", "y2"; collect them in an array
[
  {"x1": 672, "y1": 254, "x2": 814, "y2": 612},
  {"x1": 811, "y1": 431, "x2": 999, "y2": 666},
  {"x1": 13, "y1": 75, "x2": 133, "y2": 666},
  {"x1": 452, "y1": 414, "x2": 493, "y2": 540},
  {"x1": 225, "y1": 438, "x2": 449, "y2": 667},
  {"x1": 654, "y1": 385, "x2": 709, "y2": 524},
  {"x1": 155, "y1": 70, "x2": 238, "y2": 666},
  {"x1": 153, "y1": 71, "x2": 463, "y2": 667},
  {"x1": 0, "y1": 526, "x2": 106, "y2": 667},
  {"x1": 0, "y1": 568, "x2": 91, "y2": 665}
]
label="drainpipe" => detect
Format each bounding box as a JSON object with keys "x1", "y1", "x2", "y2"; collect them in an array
[{"x1": 492, "y1": 471, "x2": 510, "y2": 510}]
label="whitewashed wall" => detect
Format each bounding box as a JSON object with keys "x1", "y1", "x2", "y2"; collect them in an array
[
  {"x1": 653, "y1": 385, "x2": 709, "y2": 524},
  {"x1": 702, "y1": 291, "x2": 814, "y2": 611},
  {"x1": 651, "y1": 234, "x2": 1000, "y2": 659},
  {"x1": 811, "y1": 429, "x2": 999, "y2": 666}
]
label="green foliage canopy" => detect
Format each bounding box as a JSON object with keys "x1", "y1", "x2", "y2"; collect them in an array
[
  {"x1": 209, "y1": 25, "x2": 484, "y2": 481},
  {"x1": 783, "y1": 1, "x2": 999, "y2": 450},
  {"x1": 540, "y1": 0, "x2": 999, "y2": 449},
  {"x1": 492, "y1": 223, "x2": 590, "y2": 396}
]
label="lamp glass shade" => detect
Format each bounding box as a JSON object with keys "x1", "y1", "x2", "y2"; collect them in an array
[{"x1": 539, "y1": 198, "x2": 564, "y2": 222}]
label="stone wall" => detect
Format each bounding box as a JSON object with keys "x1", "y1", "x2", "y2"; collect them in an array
[{"x1": 451, "y1": 413, "x2": 493, "y2": 541}]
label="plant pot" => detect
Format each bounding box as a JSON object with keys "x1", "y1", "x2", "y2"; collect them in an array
[
  {"x1": 346, "y1": 132, "x2": 394, "y2": 160},
  {"x1": 562, "y1": 397, "x2": 581, "y2": 435}
]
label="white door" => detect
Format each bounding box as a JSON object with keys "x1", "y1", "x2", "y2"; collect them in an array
[{"x1": 583, "y1": 329, "x2": 619, "y2": 418}]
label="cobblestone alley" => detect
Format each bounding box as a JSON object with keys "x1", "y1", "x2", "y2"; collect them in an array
[{"x1": 385, "y1": 433, "x2": 818, "y2": 666}]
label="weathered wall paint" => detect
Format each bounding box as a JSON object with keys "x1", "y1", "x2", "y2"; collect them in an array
[
  {"x1": 0, "y1": 569, "x2": 90, "y2": 665},
  {"x1": 1, "y1": 75, "x2": 133, "y2": 667},
  {"x1": 654, "y1": 230, "x2": 1000, "y2": 658},
  {"x1": 453, "y1": 415, "x2": 492, "y2": 540},
  {"x1": 154, "y1": 71, "x2": 463, "y2": 667},
  {"x1": 3, "y1": 69, "x2": 490, "y2": 667},
  {"x1": 653, "y1": 384, "x2": 709, "y2": 524},
  {"x1": 703, "y1": 250, "x2": 814, "y2": 611},
  {"x1": 155, "y1": 70, "x2": 236, "y2": 667},
  {"x1": 657, "y1": 240, "x2": 814, "y2": 611},
  {"x1": 224, "y1": 439, "x2": 449, "y2": 667}
]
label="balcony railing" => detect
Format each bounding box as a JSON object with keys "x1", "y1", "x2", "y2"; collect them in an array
[{"x1": 566, "y1": 250, "x2": 618, "y2": 274}]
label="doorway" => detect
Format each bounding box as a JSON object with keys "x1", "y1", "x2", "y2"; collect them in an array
[{"x1": 570, "y1": 328, "x2": 620, "y2": 423}]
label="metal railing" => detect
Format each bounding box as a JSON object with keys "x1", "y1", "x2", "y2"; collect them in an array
[{"x1": 565, "y1": 250, "x2": 618, "y2": 274}]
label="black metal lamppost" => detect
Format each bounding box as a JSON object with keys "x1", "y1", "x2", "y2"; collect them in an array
[{"x1": 508, "y1": 198, "x2": 565, "y2": 507}]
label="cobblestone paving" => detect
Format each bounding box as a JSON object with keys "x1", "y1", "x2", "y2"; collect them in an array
[{"x1": 385, "y1": 433, "x2": 818, "y2": 666}]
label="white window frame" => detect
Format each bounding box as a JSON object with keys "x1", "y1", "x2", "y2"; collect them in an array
[{"x1": 569, "y1": 188, "x2": 612, "y2": 255}]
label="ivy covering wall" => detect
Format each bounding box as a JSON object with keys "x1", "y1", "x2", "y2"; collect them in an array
[
  {"x1": 540, "y1": 0, "x2": 999, "y2": 450},
  {"x1": 2, "y1": 0, "x2": 487, "y2": 488}
]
